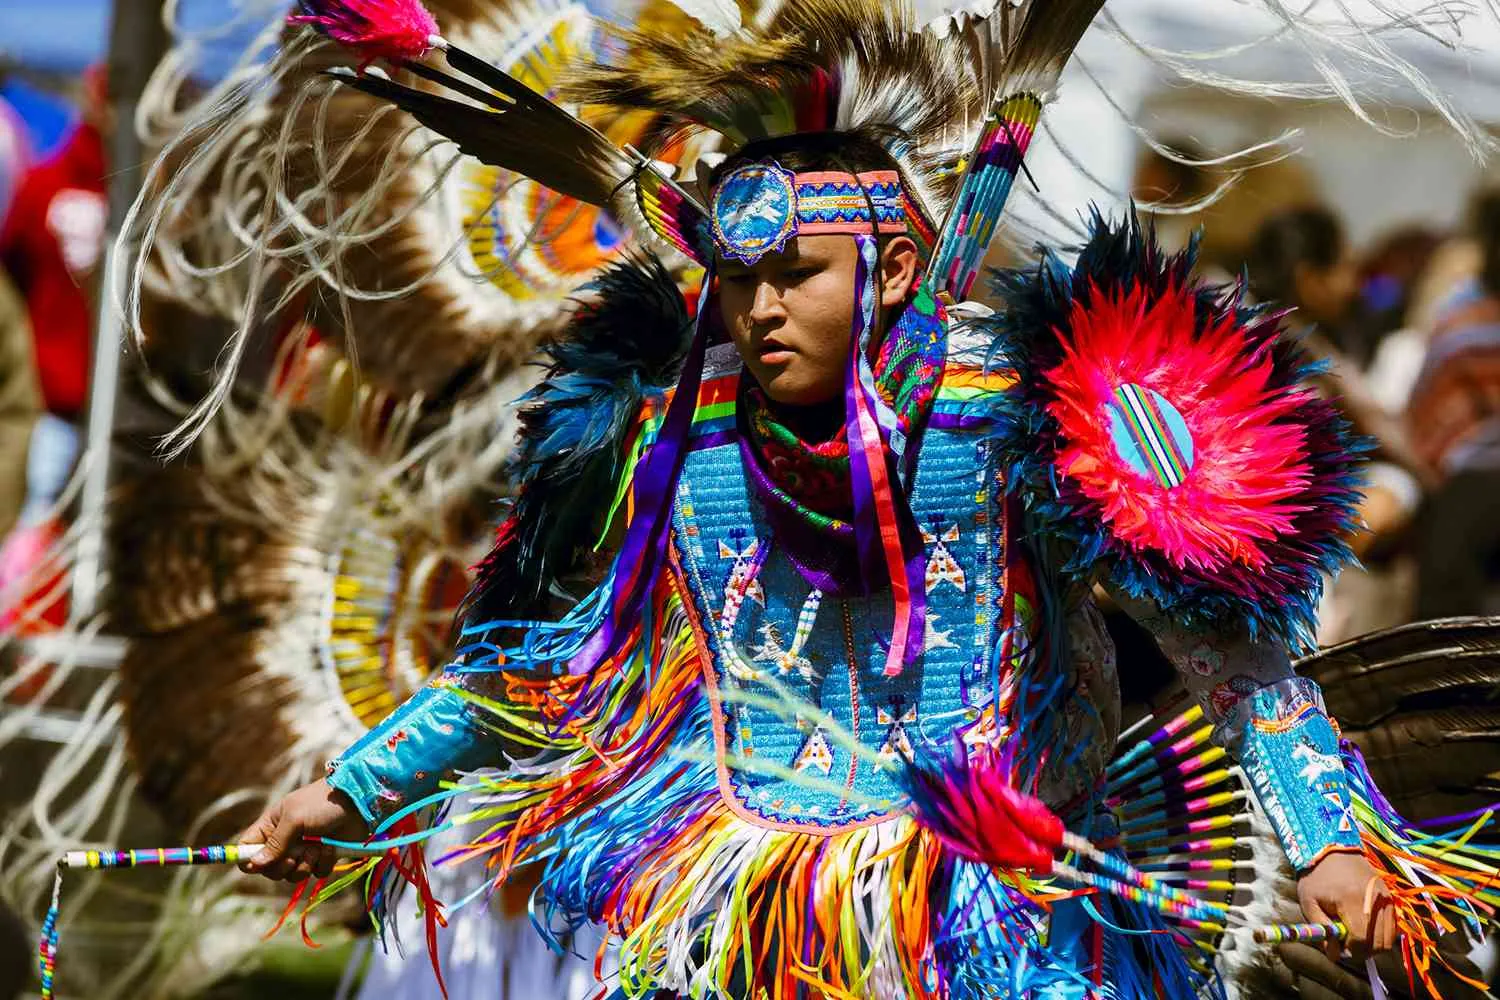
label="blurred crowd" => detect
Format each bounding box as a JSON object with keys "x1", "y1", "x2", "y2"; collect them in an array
[
  {"x1": 0, "y1": 67, "x2": 107, "y2": 636},
  {"x1": 1136, "y1": 143, "x2": 1500, "y2": 643}
]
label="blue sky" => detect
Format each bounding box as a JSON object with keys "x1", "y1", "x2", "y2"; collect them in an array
[
  {"x1": 1, "y1": 0, "x2": 269, "y2": 151},
  {"x1": 0, "y1": 0, "x2": 627, "y2": 152},
  {"x1": 0, "y1": 0, "x2": 628, "y2": 73},
  {"x1": 0, "y1": 0, "x2": 111, "y2": 72}
]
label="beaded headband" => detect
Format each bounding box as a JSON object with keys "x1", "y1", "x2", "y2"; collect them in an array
[{"x1": 709, "y1": 162, "x2": 908, "y2": 265}]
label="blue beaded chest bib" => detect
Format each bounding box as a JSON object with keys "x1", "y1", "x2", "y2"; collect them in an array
[{"x1": 668, "y1": 351, "x2": 1031, "y2": 833}]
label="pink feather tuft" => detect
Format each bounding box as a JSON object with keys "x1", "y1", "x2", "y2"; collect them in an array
[
  {"x1": 899, "y1": 741, "x2": 1063, "y2": 872},
  {"x1": 288, "y1": 0, "x2": 439, "y2": 65},
  {"x1": 1046, "y1": 279, "x2": 1313, "y2": 578}
]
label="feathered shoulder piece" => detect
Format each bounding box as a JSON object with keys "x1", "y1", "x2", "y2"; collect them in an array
[
  {"x1": 984, "y1": 211, "x2": 1366, "y2": 651},
  {"x1": 463, "y1": 252, "x2": 692, "y2": 621}
]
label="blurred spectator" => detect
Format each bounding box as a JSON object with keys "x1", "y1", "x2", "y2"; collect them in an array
[
  {"x1": 1361, "y1": 227, "x2": 1443, "y2": 342},
  {"x1": 1246, "y1": 208, "x2": 1428, "y2": 480},
  {"x1": 0, "y1": 66, "x2": 108, "y2": 424},
  {"x1": 1130, "y1": 139, "x2": 1323, "y2": 275},
  {"x1": 0, "y1": 272, "x2": 39, "y2": 538},
  {"x1": 1407, "y1": 188, "x2": 1500, "y2": 618},
  {"x1": 1248, "y1": 207, "x2": 1365, "y2": 358},
  {"x1": 1133, "y1": 139, "x2": 1211, "y2": 205},
  {"x1": 1131, "y1": 138, "x2": 1211, "y2": 254},
  {"x1": 1408, "y1": 238, "x2": 1483, "y2": 336},
  {"x1": 1359, "y1": 227, "x2": 1444, "y2": 414},
  {"x1": 1248, "y1": 207, "x2": 1429, "y2": 642},
  {"x1": 0, "y1": 93, "x2": 30, "y2": 228}
]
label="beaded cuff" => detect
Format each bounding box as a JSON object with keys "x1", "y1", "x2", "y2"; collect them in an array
[
  {"x1": 1221, "y1": 677, "x2": 1361, "y2": 871},
  {"x1": 326, "y1": 680, "x2": 491, "y2": 824}
]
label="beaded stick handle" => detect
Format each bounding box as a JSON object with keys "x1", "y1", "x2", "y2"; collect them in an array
[
  {"x1": 1252, "y1": 921, "x2": 1349, "y2": 944},
  {"x1": 57, "y1": 844, "x2": 265, "y2": 870},
  {"x1": 42, "y1": 845, "x2": 267, "y2": 998}
]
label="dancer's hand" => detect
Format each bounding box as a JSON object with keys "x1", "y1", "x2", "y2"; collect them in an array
[
  {"x1": 1297, "y1": 850, "x2": 1395, "y2": 960},
  {"x1": 237, "y1": 778, "x2": 367, "y2": 882}
]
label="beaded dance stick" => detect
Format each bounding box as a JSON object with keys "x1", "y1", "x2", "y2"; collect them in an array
[
  {"x1": 1253, "y1": 921, "x2": 1349, "y2": 944},
  {"x1": 39, "y1": 845, "x2": 265, "y2": 999}
]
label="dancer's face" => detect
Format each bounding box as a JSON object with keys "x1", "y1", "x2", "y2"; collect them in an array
[{"x1": 718, "y1": 235, "x2": 919, "y2": 406}]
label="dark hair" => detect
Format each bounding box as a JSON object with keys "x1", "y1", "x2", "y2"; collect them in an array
[
  {"x1": 1246, "y1": 207, "x2": 1346, "y2": 306},
  {"x1": 1474, "y1": 187, "x2": 1500, "y2": 298},
  {"x1": 1132, "y1": 137, "x2": 1211, "y2": 204}
]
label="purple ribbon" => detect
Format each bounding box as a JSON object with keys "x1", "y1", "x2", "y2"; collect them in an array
[
  {"x1": 570, "y1": 278, "x2": 713, "y2": 676},
  {"x1": 844, "y1": 235, "x2": 927, "y2": 672}
]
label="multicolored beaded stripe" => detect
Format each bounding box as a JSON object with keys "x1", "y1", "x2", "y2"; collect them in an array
[
  {"x1": 930, "y1": 92, "x2": 1043, "y2": 301},
  {"x1": 1253, "y1": 921, "x2": 1348, "y2": 944},
  {"x1": 1110, "y1": 382, "x2": 1194, "y2": 489},
  {"x1": 60, "y1": 845, "x2": 249, "y2": 869},
  {"x1": 38, "y1": 873, "x2": 58, "y2": 1000},
  {"x1": 41, "y1": 845, "x2": 259, "y2": 998},
  {"x1": 644, "y1": 360, "x2": 1019, "y2": 446}
]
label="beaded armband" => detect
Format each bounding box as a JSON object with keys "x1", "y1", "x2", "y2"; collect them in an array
[
  {"x1": 326, "y1": 679, "x2": 489, "y2": 824},
  {"x1": 1220, "y1": 677, "x2": 1361, "y2": 871}
]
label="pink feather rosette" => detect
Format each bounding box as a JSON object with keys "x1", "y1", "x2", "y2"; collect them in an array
[
  {"x1": 897, "y1": 741, "x2": 1063, "y2": 872},
  {"x1": 983, "y1": 212, "x2": 1364, "y2": 650},
  {"x1": 289, "y1": 0, "x2": 439, "y2": 64}
]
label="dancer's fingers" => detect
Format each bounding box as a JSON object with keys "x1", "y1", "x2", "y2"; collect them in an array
[
  {"x1": 312, "y1": 844, "x2": 338, "y2": 879},
  {"x1": 1302, "y1": 899, "x2": 1343, "y2": 960},
  {"x1": 287, "y1": 850, "x2": 317, "y2": 884},
  {"x1": 238, "y1": 806, "x2": 282, "y2": 873}
]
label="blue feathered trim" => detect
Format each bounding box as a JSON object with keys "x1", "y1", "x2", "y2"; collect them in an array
[{"x1": 462, "y1": 252, "x2": 691, "y2": 622}]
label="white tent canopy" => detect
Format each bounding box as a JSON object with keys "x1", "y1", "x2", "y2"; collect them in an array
[{"x1": 1010, "y1": 0, "x2": 1500, "y2": 248}]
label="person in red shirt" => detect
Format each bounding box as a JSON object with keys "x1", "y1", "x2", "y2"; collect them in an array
[{"x1": 0, "y1": 68, "x2": 108, "y2": 421}]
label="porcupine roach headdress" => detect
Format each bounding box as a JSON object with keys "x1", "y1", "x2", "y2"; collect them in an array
[{"x1": 289, "y1": 0, "x2": 1105, "y2": 681}]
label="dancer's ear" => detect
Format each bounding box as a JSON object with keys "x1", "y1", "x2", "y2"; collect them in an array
[{"x1": 879, "y1": 236, "x2": 920, "y2": 309}]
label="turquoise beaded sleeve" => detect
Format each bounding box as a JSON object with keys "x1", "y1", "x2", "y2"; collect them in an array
[
  {"x1": 1216, "y1": 676, "x2": 1362, "y2": 871},
  {"x1": 326, "y1": 678, "x2": 497, "y2": 825},
  {"x1": 1112, "y1": 590, "x2": 1362, "y2": 871}
]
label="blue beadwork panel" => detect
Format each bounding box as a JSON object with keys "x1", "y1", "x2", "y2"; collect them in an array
[
  {"x1": 672, "y1": 423, "x2": 1020, "y2": 832},
  {"x1": 1231, "y1": 678, "x2": 1361, "y2": 870},
  {"x1": 710, "y1": 162, "x2": 799, "y2": 264}
]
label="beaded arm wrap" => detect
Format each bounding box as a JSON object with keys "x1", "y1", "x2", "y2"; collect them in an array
[
  {"x1": 1218, "y1": 677, "x2": 1362, "y2": 871},
  {"x1": 326, "y1": 678, "x2": 495, "y2": 825},
  {"x1": 1111, "y1": 590, "x2": 1362, "y2": 872}
]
